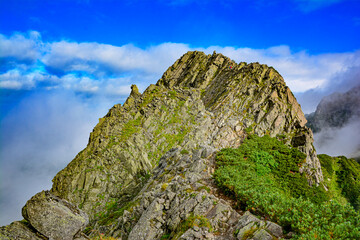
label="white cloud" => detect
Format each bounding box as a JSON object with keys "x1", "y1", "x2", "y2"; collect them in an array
[
  {"x1": 295, "y1": 63, "x2": 360, "y2": 113},
  {"x1": 314, "y1": 118, "x2": 360, "y2": 158},
  {"x1": 0, "y1": 68, "x2": 62, "y2": 90},
  {"x1": 202, "y1": 45, "x2": 359, "y2": 92},
  {"x1": 0, "y1": 90, "x2": 115, "y2": 225},
  {"x1": 1, "y1": 31, "x2": 360, "y2": 105},
  {"x1": 0, "y1": 31, "x2": 42, "y2": 62},
  {"x1": 0, "y1": 70, "x2": 37, "y2": 89},
  {"x1": 43, "y1": 41, "x2": 189, "y2": 76}
]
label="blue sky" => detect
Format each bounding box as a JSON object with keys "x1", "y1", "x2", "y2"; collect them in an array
[
  {"x1": 1, "y1": 0, "x2": 360, "y2": 226},
  {"x1": 1, "y1": 0, "x2": 360, "y2": 53}
]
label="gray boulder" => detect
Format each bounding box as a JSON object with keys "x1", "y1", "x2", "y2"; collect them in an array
[
  {"x1": 0, "y1": 221, "x2": 44, "y2": 240},
  {"x1": 22, "y1": 190, "x2": 88, "y2": 240},
  {"x1": 235, "y1": 211, "x2": 283, "y2": 240}
]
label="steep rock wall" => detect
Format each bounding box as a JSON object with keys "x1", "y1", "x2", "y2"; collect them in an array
[{"x1": 50, "y1": 51, "x2": 323, "y2": 223}]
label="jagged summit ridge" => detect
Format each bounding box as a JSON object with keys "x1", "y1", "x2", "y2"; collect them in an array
[
  {"x1": 158, "y1": 51, "x2": 320, "y2": 180},
  {"x1": 159, "y1": 51, "x2": 306, "y2": 128}
]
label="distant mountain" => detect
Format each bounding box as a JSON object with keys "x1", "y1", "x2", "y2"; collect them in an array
[{"x1": 306, "y1": 85, "x2": 360, "y2": 133}]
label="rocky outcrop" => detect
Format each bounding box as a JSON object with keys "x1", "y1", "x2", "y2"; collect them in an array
[
  {"x1": 1, "y1": 191, "x2": 88, "y2": 240},
  {"x1": 2, "y1": 51, "x2": 324, "y2": 239},
  {"x1": 51, "y1": 84, "x2": 215, "y2": 217},
  {"x1": 234, "y1": 211, "x2": 283, "y2": 240},
  {"x1": 50, "y1": 51, "x2": 323, "y2": 223},
  {"x1": 0, "y1": 221, "x2": 45, "y2": 240},
  {"x1": 158, "y1": 51, "x2": 322, "y2": 184},
  {"x1": 98, "y1": 146, "x2": 285, "y2": 239}
]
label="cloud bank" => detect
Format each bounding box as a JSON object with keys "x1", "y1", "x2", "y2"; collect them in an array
[
  {"x1": 1, "y1": 31, "x2": 360, "y2": 100},
  {"x1": 314, "y1": 117, "x2": 360, "y2": 158},
  {"x1": 1, "y1": 30, "x2": 360, "y2": 225},
  {"x1": 0, "y1": 90, "x2": 115, "y2": 225}
]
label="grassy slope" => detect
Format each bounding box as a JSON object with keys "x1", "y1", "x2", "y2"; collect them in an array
[{"x1": 214, "y1": 134, "x2": 360, "y2": 239}]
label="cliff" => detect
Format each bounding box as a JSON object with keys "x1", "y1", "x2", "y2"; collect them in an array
[{"x1": 1, "y1": 51, "x2": 329, "y2": 239}]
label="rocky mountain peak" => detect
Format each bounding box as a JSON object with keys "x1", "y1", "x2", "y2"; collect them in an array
[
  {"x1": 53, "y1": 51, "x2": 321, "y2": 213},
  {"x1": 1, "y1": 51, "x2": 326, "y2": 240},
  {"x1": 158, "y1": 51, "x2": 306, "y2": 127}
]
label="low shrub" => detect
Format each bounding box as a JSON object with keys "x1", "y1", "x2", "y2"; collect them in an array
[{"x1": 214, "y1": 135, "x2": 360, "y2": 239}]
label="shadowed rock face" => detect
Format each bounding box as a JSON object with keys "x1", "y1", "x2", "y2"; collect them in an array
[
  {"x1": 49, "y1": 51, "x2": 322, "y2": 221},
  {"x1": 0, "y1": 221, "x2": 44, "y2": 240},
  {"x1": 306, "y1": 85, "x2": 360, "y2": 133}
]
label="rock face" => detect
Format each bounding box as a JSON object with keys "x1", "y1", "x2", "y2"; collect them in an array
[
  {"x1": 0, "y1": 221, "x2": 45, "y2": 240},
  {"x1": 1, "y1": 191, "x2": 88, "y2": 240},
  {"x1": 51, "y1": 51, "x2": 323, "y2": 222},
  {"x1": 2, "y1": 51, "x2": 324, "y2": 239},
  {"x1": 102, "y1": 146, "x2": 285, "y2": 239},
  {"x1": 306, "y1": 85, "x2": 360, "y2": 133}
]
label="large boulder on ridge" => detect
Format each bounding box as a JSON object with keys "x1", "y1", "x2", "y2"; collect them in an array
[{"x1": 22, "y1": 190, "x2": 89, "y2": 240}]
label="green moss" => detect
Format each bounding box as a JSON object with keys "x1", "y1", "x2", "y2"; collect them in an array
[
  {"x1": 180, "y1": 149, "x2": 190, "y2": 155},
  {"x1": 245, "y1": 126, "x2": 253, "y2": 134},
  {"x1": 147, "y1": 92, "x2": 193, "y2": 163},
  {"x1": 169, "y1": 90, "x2": 177, "y2": 99},
  {"x1": 197, "y1": 185, "x2": 211, "y2": 193},
  {"x1": 119, "y1": 117, "x2": 142, "y2": 142},
  {"x1": 160, "y1": 233, "x2": 171, "y2": 239},
  {"x1": 96, "y1": 165, "x2": 104, "y2": 171},
  {"x1": 161, "y1": 183, "x2": 168, "y2": 191},
  {"x1": 242, "y1": 225, "x2": 258, "y2": 239},
  {"x1": 172, "y1": 214, "x2": 213, "y2": 239},
  {"x1": 96, "y1": 199, "x2": 140, "y2": 226}
]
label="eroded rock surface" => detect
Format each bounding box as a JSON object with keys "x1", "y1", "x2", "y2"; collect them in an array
[
  {"x1": 2, "y1": 51, "x2": 324, "y2": 239},
  {"x1": 96, "y1": 147, "x2": 285, "y2": 239},
  {"x1": 50, "y1": 51, "x2": 322, "y2": 223}
]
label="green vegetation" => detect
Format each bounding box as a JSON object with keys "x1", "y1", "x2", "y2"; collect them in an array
[
  {"x1": 170, "y1": 214, "x2": 213, "y2": 239},
  {"x1": 180, "y1": 149, "x2": 190, "y2": 155},
  {"x1": 104, "y1": 116, "x2": 142, "y2": 151},
  {"x1": 146, "y1": 91, "x2": 193, "y2": 164},
  {"x1": 161, "y1": 183, "x2": 168, "y2": 191},
  {"x1": 119, "y1": 117, "x2": 142, "y2": 142},
  {"x1": 197, "y1": 185, "x2": 211, "y2": 193},
  {"x1": 89, "y1": 232, "x2": 118, "y2": 240},
  {"x1": 319, "y1": 154, "x2": 360, "y2": 210},
  {"x1": 96, "y1": 199, "x2": 139, "y2": 226},
  {"x1": 214, "y1": 134, "x2": 360, "y2": 239}
]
